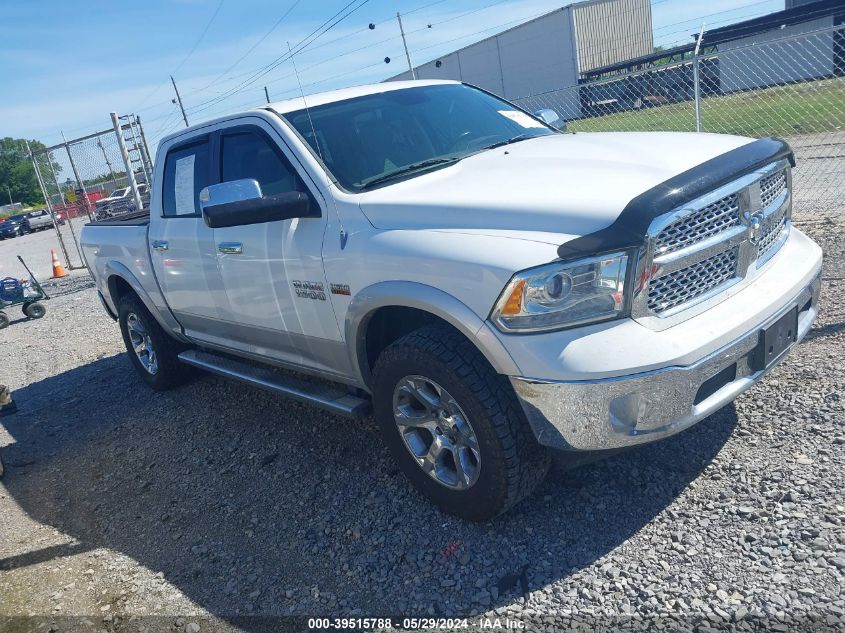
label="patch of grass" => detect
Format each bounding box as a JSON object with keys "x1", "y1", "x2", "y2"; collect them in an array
[{"x1": 568, "y1": 77, "x2": 845, "y2": 137}]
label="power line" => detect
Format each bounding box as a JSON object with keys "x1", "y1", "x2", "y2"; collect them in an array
[
  {"x1": 179, "y1": 0, "x2": 672, "y2": 121},
  {"x1": 135, "y1": 0, "x2": 226, "y2": 111},
  {"x1": 251, "y1": 0, "x2": 543, "y2": 99},
  {"x1": 186, "y1": 0, "x2": 372, "y2": 116},
  {"x1": 191, "y1": 0, "x2": 303, "y2": 93},
  {"x1": 185, "y1": 0, "x2": 368, "y2": 114},
  {"x1": 173, "y1": 0, "x2": 226, "y2": 74}
]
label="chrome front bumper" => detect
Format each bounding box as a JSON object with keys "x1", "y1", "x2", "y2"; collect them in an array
[{"x1": 510, "y1": 273, "x2": 821, "y2": 451}]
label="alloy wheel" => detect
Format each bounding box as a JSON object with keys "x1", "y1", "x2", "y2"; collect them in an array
[
  {"x1": 126, "y1": 313, "x2": 158, "y2": 375},
  {"x1": 392, "y1": 375, "x2": 481, "y2": 490}
]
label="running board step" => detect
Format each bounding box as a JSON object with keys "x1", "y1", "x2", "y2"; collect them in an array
[{"x1": 178, "y1": 349, "x2": 371, "y2": 419}]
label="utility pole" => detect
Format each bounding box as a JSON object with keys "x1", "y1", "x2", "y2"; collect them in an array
[
  {"x1": 171, "y1": 75, "x2": 189, "y2": 127},
  {"x1": 264, "y1": 86, "x2": 271, "y2": 104},
  {"x1": 396, "y1": 12, "x2": 416, "y2": 79},
  {"x1": 5, "y1": 185, "x2": 11, "y2": 205}
]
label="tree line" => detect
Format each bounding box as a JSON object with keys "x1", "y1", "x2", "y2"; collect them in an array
[{"x1": 0, "y1": 138, "x2": 62, "y2": 207}]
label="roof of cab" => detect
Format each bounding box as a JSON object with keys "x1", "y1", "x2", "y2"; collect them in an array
[
  {"x1": 159, "y1": 80, "x2": 460, "y2": 147},
  {"x1": 266, "y1": 79, "x2": 459, "y2": 114}
]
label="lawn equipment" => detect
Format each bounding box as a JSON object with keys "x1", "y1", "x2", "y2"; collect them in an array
[{"x1": 0, "y1": 256, "x2": 49, "y2": 329}]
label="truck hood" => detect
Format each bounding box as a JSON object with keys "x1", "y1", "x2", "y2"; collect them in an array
[{"x1": 357, "y1": 132, "x2": 752, "y2": 242}]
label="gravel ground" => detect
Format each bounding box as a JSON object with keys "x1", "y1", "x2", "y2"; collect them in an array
[{"x1": 0, "y1": 211, "x2": 843, "y2": 633}]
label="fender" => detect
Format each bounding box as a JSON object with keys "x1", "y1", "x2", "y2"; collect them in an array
[
  {"x1": 345, "y1": 280, "x2": 521, "y2": 388},
  {"x1": 103, "y1": 260, "x2": 189, "y2": 342}
]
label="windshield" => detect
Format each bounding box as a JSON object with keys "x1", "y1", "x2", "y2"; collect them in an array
[
  {"x1": 111, "y1": 188, "x2": 127, "y2": 197},
  {"x1": 282, "y1": 84, "x2": 555, "y2": 191}
]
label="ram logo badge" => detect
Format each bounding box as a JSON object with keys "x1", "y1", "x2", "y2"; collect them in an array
[
  {"x1": 330, "y1": 283, "x2": 351, "y2": 296},
  {"x1": 743, "y1": 211, "x2": 765, "y2": 244}
]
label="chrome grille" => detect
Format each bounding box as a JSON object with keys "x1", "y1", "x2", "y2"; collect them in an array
[
  {"x1": 760, "y1": 169, "x2": 787, "y2": 209},
  {"x1": 648, "y1": 249, "x2": 738, "y2": 314},
  {"x1": 757, "y1": 202, "x2": 789, "y2": 262},
  {"x1": 634, "y1": 159, "x2": 792, "y2": 327},
  {"x1": 655, "y1": 193, "x2": 740, "y2": 255}
]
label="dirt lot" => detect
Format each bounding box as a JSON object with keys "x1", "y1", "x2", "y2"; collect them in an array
[{"x1": 0, "y1": 209, "x2": 843, "y2": 632}]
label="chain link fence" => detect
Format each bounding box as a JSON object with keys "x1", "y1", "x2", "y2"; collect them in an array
[
  {"x1": 514, "y1": 24, "x2": 845, "y2": 221},
  {"x1": 28, "y1": 114, "x2": 153, "y2": 269}
]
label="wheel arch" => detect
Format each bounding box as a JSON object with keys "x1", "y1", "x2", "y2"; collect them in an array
[
  {"x1": 103, "y1": 261, "x2": 186, "y2": 340},
  {"x1": 345, "y1": 281, "x2": 520, "y2": 390}
]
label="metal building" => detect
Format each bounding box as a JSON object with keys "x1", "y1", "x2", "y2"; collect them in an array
[
  {"x1": 387, "y1": 0, "x2": 653, "y2": 119},
  {"x1": 702, "y1": 0, "x2": 845, "y2": 92}
]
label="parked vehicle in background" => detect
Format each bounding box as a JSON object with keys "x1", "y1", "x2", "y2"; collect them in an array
[
  {"x1": 0, "y1": 214, "x2": 31, "y2": 239},
  {"x1": 94, "y1": 184, "x2": 149, "y2": 220},
  {"x1": 25, "y1": 208, "x2": 64, "y2": 231},
  {"x1": 81, "y1": 80, "x2": 822, "y2": 521},
  {"x1": 93, "y1": 187, "x2": 131, "y2": 220}
]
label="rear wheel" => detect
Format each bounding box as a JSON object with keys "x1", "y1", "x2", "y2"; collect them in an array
[
  {"x1": 118, "y1": 294, "x2": 190, "y2": 391},
  {"x1": 371, "y1": 325, "x2": 550, "y2": 521},
  {"x1": 22, "y1": 302, "x2": 46, "y2": 319}
]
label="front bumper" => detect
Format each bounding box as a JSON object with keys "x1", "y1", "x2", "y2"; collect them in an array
[{"x1": 511, "y1": 272, "x2": 821, "y2": 451}]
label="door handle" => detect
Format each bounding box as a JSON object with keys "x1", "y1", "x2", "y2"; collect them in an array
[
  {"x1": 151, "y1": 240, "x2": 169, "y2": 252},
  {"x1": 217, "y1": 242, "x2": 243, "y2": 255}
]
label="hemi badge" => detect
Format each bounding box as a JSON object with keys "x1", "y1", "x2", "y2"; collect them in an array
[{"x1": 330, "y1": 283, "x2": 351, "y2": 296}]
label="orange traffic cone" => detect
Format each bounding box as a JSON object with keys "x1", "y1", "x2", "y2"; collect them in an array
[{"x1": 50, "y1": 249, "x2": 67, "y2": 278}]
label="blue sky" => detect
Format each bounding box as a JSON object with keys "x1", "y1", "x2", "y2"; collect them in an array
[{"x1": 0, "y1": 0, "x2": 782, "y2": 151}]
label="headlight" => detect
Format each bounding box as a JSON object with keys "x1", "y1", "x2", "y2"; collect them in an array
[{"x1": 491, "y1": 252, "x2": 629, "y2": 333}]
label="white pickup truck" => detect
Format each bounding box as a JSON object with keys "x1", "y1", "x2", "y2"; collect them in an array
[{"x1": 81, "y1": 80, "x2": 822, "y2": 521}]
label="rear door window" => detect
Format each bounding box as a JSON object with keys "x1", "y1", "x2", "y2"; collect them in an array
[{"x1": 162, "y1": 139, "x2": 211, "y2": 217}]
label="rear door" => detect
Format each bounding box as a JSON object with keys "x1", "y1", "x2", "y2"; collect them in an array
[
  {"x1": 208, "y1": 120, "x2": 341, "y2": 372},
  {"x1": 148, "y1": 136, "x2": 223, "y2": 343}
]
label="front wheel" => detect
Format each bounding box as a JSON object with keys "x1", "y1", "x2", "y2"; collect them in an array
[
  {"x1": 118, "y1": 294, "x2": 190, "y2": 391},
  {"x1": 0, "y1": 311, "x2": 9, "y2": 329},
  {"x1": 371, "y1": 325, "x2": 550, "y2": 521}
]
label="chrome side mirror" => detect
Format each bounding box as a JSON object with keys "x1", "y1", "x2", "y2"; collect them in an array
[
  {"x1": 200, "y1": 179, "x2": 317, "y2": 228},
  {"x1": 534, "y1": 109, "x2": 567, "y2": 132},
  {"x1": 199, "y1": 179, "x2": 263, "y2": 210}
]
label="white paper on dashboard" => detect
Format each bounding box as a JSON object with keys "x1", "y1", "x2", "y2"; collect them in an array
[
  {"x1": 174, "y1": 155, "x2": 195, "y2": 215},
  {"x1": 497, "y1": 110, "x2": 546, "y2": 129}
]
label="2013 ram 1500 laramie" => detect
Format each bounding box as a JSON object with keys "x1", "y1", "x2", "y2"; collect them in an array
[{"x1": 81, "y1": 80, "x2": 822, "y2": 521}]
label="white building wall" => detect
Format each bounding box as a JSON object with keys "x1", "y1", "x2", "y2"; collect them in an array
[{"x1": 497, "y1": 9, "x2": 579, "y2": 102}]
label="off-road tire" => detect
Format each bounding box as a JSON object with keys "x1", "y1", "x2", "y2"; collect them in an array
[
  {"x1": 372, "y1": 325, "x2": 551, "y2": 521},
  {"x1": 118, "y1": 293, "x2": 190, "y2": 391}
]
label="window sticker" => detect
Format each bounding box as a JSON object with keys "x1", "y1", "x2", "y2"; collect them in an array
[
  {"x1": 174, "y1": 155, "x2": 196, "y2": 215},
  {"x1": 498, "y1": 110, "x2": 545, "y2": 129}
]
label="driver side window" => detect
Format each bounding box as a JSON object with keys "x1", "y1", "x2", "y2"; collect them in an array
[{"x1": 221, "y1": 130, "x2": 305, "y2": 197}]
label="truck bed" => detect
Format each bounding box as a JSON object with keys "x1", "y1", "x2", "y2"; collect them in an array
[
  {"x1": 80, "y1": 219, "x2": 154, "y2": 310},
  {"x1": 86, "y1": 211, "x2": 150, "y2": 227}
]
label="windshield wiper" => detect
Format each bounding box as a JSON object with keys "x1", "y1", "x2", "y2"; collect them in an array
[
  {"x1": 358, "y1": 156, "x2": 462, "y2": 190},
  {"x1": 476, "y1": 133, "x2": 535, "y2": 152}
]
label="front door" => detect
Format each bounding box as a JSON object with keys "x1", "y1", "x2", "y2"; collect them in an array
[{"x1": 209, "y1": 121, "x2": 342, "y2": 374}]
